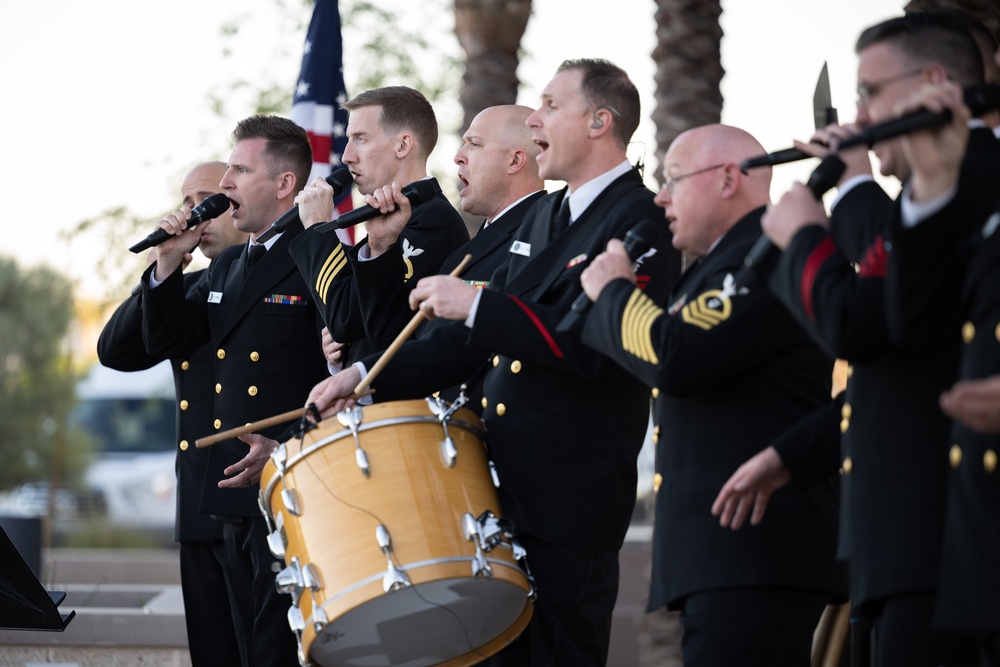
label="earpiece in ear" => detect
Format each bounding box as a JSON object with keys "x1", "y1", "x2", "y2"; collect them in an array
[{"x1": 591, "y1": 114, "x2": 604, "y2": 130}]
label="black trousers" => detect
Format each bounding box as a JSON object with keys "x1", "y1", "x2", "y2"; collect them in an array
[
  {"x1": 678, "y1": 586, "x2": 831, "y2": 667},
  {"x1": 859, "y1": 593, "x2": 978, "y2": 667},
  {"x1": 483, "y1": 535, "x2": 620, "y2": 667},
  {"x1": 180, "y1": 539, "x2": 245, "y2": 666},
  {"x1": 222, "y1": 516, "x2": 299, "y2": 666}
]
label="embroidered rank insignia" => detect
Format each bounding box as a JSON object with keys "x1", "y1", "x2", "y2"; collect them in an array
[
  {"x1": 316, "y1": 245, "x2": 348, "y2": 305},
  {"x1": 265, "y1": 294, "x2": 307, "y2": 305},
  {"x1": 565, "y1": 253, "x2": 588, "y2": 268},
  {"x1": 465, "y1": 280, "x2": 490, "y2": 289},
  {"x1": 621, "y1": 289, "x2": 663, "y2": 364},
  {"x1": 680, "y1": 273, "x2": 747, "y2": 330},
  {"x1": 402, "y1": 238, "x2": 425, "y2": 281}
]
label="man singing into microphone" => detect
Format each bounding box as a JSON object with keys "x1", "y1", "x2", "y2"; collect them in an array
[
  {"x1": 98, "y1": 161, "x2": 249, "y2": 667},
  {"x1": 139, "y1": 115, "x2": 331, "y2": 666},
  {"x1": 289, "y1": 86, "x2": 468, "y2": 367},
  {"x1": 578, "y1": 123, "x2": 845, "y2": 667}
]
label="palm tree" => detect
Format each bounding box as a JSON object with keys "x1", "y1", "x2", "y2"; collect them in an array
[
  {"x1": 454, "y1": 0, "x2": 533, "y2": 134},
  {"x1": 651, "y1": 0, "x2": 724, "y2": 187}
]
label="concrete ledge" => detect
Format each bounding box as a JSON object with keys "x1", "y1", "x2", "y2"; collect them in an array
[{"x1": 0, "y1": 584, "x2": 187, "y2": 648}]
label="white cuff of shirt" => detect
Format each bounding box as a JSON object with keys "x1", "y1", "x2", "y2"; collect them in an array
[
  {"x1": 465, "y1": 289, "x2": 484, "y2": 328},
  {"x1": 830, "y1": 174, "x2": 873, "y2": 210},
  {"x1": 351, "y1": 361, "x2": 374, "y2": 405}
]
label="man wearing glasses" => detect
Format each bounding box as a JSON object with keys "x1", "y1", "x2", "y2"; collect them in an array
[
  {"x1": 578, "y1": 123, "x2": 846, "y2": 667},
  {"x1": 752, "y1": 12, "x2": 988, "y2": 666}
]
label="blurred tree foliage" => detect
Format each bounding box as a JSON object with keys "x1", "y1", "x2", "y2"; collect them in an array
[{"x1": 0, "y1": 258, "x2": 92, "y2": 490}]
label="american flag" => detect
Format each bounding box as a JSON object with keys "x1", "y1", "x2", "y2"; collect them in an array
[{"x1": 291, "y1": 0, "x2": 355, "y2": 244}]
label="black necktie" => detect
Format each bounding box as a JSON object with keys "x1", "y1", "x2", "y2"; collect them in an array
[
  {"x1": 551, "y1": 195, "x2": 571, "y2": 236},
  {"x1": 245, "y1": 244, "x2": 266, "y2": 275}
]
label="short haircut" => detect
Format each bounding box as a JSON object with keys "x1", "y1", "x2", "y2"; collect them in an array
[
  {"x1": 857, "y1": 12, "x2": 985, "y2": 85},
  {"x1": 343, "y1": 86, "x2": 438, "y2": 158},
  {"x1": 232, "y1": 114, "x2": 312, "y2": 193},
  {"x1": 558, "y1": 58, "x2": 641, "y2": 149}
]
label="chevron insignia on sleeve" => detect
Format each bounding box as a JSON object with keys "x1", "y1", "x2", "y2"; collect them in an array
[
  {"x1": 622, "y1": 289, "x2": 662, "y2": 364},
  {"x1": 315, "y1": 244, "x2": 348, "y2": 305},
  {"x1": 680, "y1": 289, "x2": 732, "y2": 330}
]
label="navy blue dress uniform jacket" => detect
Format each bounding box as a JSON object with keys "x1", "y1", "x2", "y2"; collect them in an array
[
  {"x1": 582, "y1": 208, "x2": 846, "y2": 611},
  {"x1": 289, "y1": 177, "x2": 468, "y2": 365},
  {"x1": 349, "y1": 191, "x2": 546, "y2": 355},
  {"x1": 97, "y1": 271, "x2": 222, "y2": 543},
  {"x1": 140, "y1": 221, "x2": 330, "y2": 518},
  {"x1": 358, "y1": 168, "x2": 683, "y2": 551},
  {"x1": 886, "y1": 128, "x2": 1000, "y2": 633}
]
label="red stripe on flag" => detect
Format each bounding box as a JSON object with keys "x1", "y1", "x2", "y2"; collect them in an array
[
  {"x1": 309, "y1": 133, "x2": 332, "y2": 164},
  {"x1": 508, "y1": 295, "x2": 564, "y2": 359},
  {"x1": 801, "y1": 236, "x2": 837, "y2": 321}
]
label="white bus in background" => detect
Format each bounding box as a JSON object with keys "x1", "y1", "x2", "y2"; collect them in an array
[{"x1": 72, "y1": 361, "x2": 177, "y2": 539}]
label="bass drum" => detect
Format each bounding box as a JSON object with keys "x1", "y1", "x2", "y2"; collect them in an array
[{"x1": 259, "y1": 398, "x2": 534, "y2": 667}]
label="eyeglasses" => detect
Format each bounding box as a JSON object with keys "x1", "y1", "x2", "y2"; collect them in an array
[
  {"x1": 856, "y1": 68, "x2": 924, "y2": 107},
  {"x1": 663, "y1": 163, "x2": 726, "y2": 194}
]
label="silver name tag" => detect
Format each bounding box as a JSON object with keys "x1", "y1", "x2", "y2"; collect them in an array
[{"x1": 509, "y1": 241, "x2": 531, "y2": 257}]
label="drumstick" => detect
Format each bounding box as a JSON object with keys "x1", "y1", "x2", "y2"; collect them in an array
[
  {"x1": 195, "y1": 408, "x2": 305, "y2": 448},
  {"x1": 193, "y1": 387, "x2": 376, "y2": 449},
  {"x1": 353, "y1": 254, "x2": 473, "y2": 397}
]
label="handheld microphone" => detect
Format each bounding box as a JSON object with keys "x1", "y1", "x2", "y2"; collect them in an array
[
  {"x1": 314, "y1": 179, "x2": 439, "y2": 233},
  {"x1": 738, "y1": 153, "x2": 847, "y2": 284},
  {"x1": 254, "y1": 168, "x2": 355, "y2": 244},
  {"x1": 740, "y1": 84, "x2": 1000, "y2": 171},
  {"x1": 129, "y1": 193, "x2": 232, "y2": 253},
  {"x1": 557, "y1": 219, "x2": 662, "y2": 332}
]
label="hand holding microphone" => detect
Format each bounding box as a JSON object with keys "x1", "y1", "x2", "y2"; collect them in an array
[
  {"x1": 129, "y1": 193, "x2": 231, "y2": 253},
  {"x1": 558, "y1": 220, "x2": 662, "y2": 332}
]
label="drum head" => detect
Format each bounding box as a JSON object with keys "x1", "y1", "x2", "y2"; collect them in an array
[{"x1": 309, "y1": 576, "x2": 528, "y2": 667}]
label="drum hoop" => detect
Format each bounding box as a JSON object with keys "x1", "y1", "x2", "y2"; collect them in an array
[
  {"x1": 309, "y1": 556, "x2": 530, "y2": 625},
  {"x1": 261, "y1": 413, "x2": 488, "y2": 523},
  {"x1": 286, "y1": 415, "x2": 486, "y2": 471}
]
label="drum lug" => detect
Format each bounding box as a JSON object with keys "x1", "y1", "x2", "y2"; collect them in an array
[
  {"x1": 338, "y1": 406, "x2": 371, "y2": 477},
  {"x1": 440, "y1": 435, "x2": 458, "y2": 468},
  {"x1": 259, "y1": 490, "x2": 276, "y2": 530},
  {"x1": 311, "y1": 606, "x2": 329, "y2": 634},
  {"x1": 266, "y1": 510, "x2": 286, "y2": 558},
  {"x1": 267, "y1": 529, "x2": 286, "y2": 559},
  {"x1": 489, "y1": 460, "x2": 501, "y2": 488},
  {"x1": 287, "y1": 604, "x2": 306, "y2": 632},
  {"x1": 287, "y1": 605, "x2": 309, "y2": 667},
  {"x1": 271, "y1": 442, "x2": 288, "y2": 469},
  {"x1": 302, "y1": 562, "x2": 323, "y2": 592},
  {"x1": 282, "y1": 487, "x2": 303, "y2": 516},
  {"x1": 376, "y1": 524, "x2": 412, "y2": 592},
  {"x1": 462, "y1": 512, "x2": 495, "y2": 578},
  {"x1": 276, "y1": 556, "x2": 305, "y2": 596},
  {"x1": 355, "y1": 447, "x2": 371, "y2": 477}
]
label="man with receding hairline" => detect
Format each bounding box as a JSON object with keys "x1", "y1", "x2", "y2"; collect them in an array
[
  {"x1": 345, "y1": 104, "x2": 545, "y2": 373},
  {"x1": 581, "y1": 124, "x2": 845, "y2": 666}
]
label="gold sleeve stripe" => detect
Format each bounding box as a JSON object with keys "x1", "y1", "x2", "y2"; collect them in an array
[
  {"x1": 621, "y1": 289, "x2": 662, "y2": 364},
  {"x1": 316, "y1": 246, "x2": 347, "y2": 305}
]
